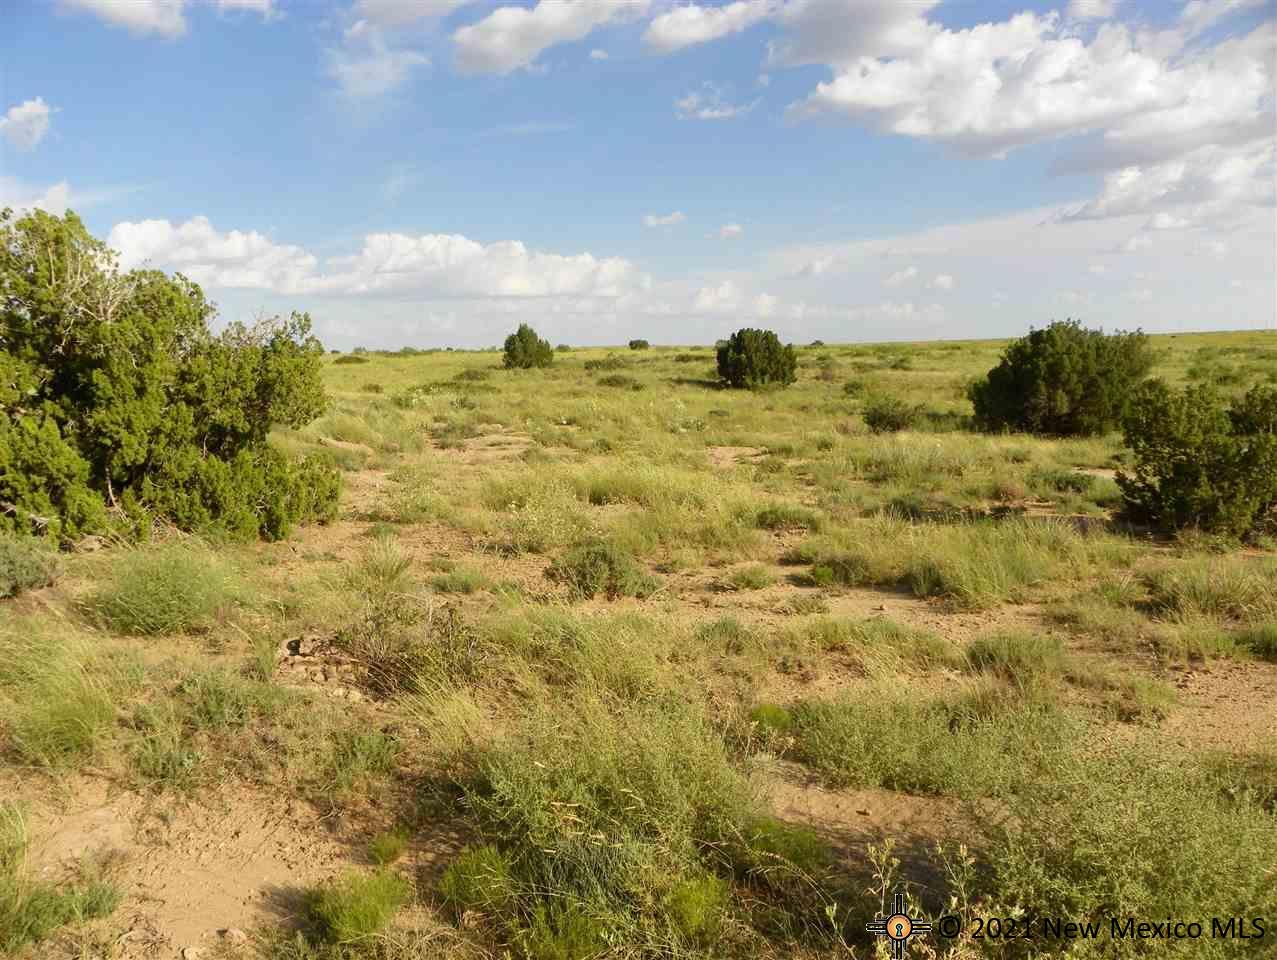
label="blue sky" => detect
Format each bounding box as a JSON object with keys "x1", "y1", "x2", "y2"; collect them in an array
[{"x1": 3, "y1": 0, "x2": 1274, "y2": 347}]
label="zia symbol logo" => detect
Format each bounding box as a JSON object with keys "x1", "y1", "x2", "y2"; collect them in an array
[{"x1": 866, "y1": 889, "x2": 933, "y2": 959}]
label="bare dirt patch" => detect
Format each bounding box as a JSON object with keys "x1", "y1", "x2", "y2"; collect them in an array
[
  {"x1": 706, "y1": 446, "x2": 765, "y2": 469},
  {"x1": 25, "y1": 779, "x2": 350, "y2": 958},
  {"x1": 1160, "y1": 658, "x2": 1277, "y2": 753}
]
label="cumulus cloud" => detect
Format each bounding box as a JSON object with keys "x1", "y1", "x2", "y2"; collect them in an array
[
  {"x1": 675, "y1": 84, "x2": 759, "y2": 120},
  {"x1": 0, "y1": 98, "x2": 53, "y2": 151},
  {"x1": 884, "y1": 265, "x2": 917, "y2": 286},
  {"x1": 644, "y1": 0, "x2": 774, "y2": 53},
  {"x1": 719, "y1": 223, "x2": 744, "y2": 239},
  {"x1": 589, "y1": 48, "x2": 609, "y2": 60},
  {"x1": 107, "y1": 216, "x2": 643, "y2": 301},
  {"x1": 929, "y1": 273, "x2": 955, "y2": 290},
  {"x1": 454, "y1": 0, "x2": 648, "y2": 75},
  {"x1": 328, "y1": 21, "x2": 429, "y2": 98},
  {"x1": 1066, "y1": 0, "x2": 1118, "y2": 21},
  {"x1": 58, "y1": 0, "x2": 274, "y2": 36},
  {"x1": 643, "y1": 211, "x2": 686, "y2": 227}
]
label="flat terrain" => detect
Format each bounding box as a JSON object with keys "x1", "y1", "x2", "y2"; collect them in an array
[{"x1": 3, "y1": 331, "x2": 1275, "y2": 959}]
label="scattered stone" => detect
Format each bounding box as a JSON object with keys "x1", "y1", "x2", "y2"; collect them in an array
[
  {"x1": 857, "y1": 808, "x2": 871, "y2": 816},
  {"x1": 219, "y1": 928, "x2": 249, "y2": 945},
  {"x1": 181, "y1": 947, "x2": 206, "y2": 960}
]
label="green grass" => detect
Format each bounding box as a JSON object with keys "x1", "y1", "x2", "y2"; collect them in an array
[
  {"x1": 430, "y1": 566, "x2": 490, "y2": 594},
  {"x1": 306, "y1": 869, "x2": 411, "y2": 943},
  {"x1": 727, "y1": 564, "x2": 775, "y2": 590},
  {"x1": 1142, "y1": 557, "x2": 1277, "y2": 621},
  {"x1": 0, "y1": 624, "x2": 129, "y2": 768},
  {"x1": 1, "y1": 803, "x2": 120, "y2": 952},
  {"x1": 84, "y1": 542, "x2": 246, "y2": 635},
  {"x1": 964, "y1": 630, "x2": 1067, "y2": 688},
  {"x1": 789, "y1": 687, "x2": 1075, "y2": 797},
  {"x1": 368, "y1": 827, "x2": 411, "y2": 865}
]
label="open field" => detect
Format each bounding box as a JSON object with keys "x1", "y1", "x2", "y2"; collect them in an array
[{"x1": 3, "y1": 330, "x2": 1276, "y2": 959}]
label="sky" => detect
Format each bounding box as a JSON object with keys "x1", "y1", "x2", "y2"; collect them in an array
[{"x1": 2, "y1": 0, "x2": 1274, "y2": 349}]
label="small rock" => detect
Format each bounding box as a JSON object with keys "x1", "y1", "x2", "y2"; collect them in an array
[
  {"x1": 181, "y1": 948, "x2": 206, "y2": 960},
  {"x1": 75, "y1": 534, "x2": 108, "y2": 553},
  {"x1": 857, "y1": 808, "x2": 872, "y2": 816},
  {"x1": 219, "y1": 928, "x2": 249, "y2": 945},
  {"x1": 873, "y1": 604, "x2": 887, "y2": 611}
]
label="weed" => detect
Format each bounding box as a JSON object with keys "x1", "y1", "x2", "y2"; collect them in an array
[
  {"x1": 86, "y1": 542, "x2": 245, "y2": 635},
  {"x1": 368, "y1": 827, "x2": 411, "y2": 866},
  {"x1": 306, "y1": 869, "x2": 411, "y2": 943},
  {"x1": 728, "y1": 564, "x2": 775, "y2": 590},
  {"x1": 545, "y1": 540, "x2": 658, "y2": 600},
  {"x1": 0, "y1": 804, "x2": 120, "y2": 953}
]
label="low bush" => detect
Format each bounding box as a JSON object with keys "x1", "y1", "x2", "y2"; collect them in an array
[
  {"x1": 583, "y1": 355, "x2": 627, "y2": 372},
  {"x1": 755, "y1": 504, "x2": 823, "y2": 532},
  {"x1": 790, "y1": 691, "x2": 1073, "y2": 797},
  {"x1": 502, "y1": 324, "x2": 554, "y2": 370},
  {"x1": 596, "y1": 374, "x2": 644, "y2": 390},
  {"x1": 1118, "y1": 382, "x2": 1277, "y2": 537},
  {"x1": 306, "y1": 869, "x2": 411, "y2": 943},
  {"x1": 545, "y1": 540, "x2": 659, "y2": 600},
  {"x1": 333, "y1": 354, "x2": 369, "y2": 365},
  {"x1": 983, "y1": 749, "x2": 1277, "y2": 957},
  {"x1": 85, "y1": 543, "x2": 245, "y2": 635},
  {"x1": 862, "y1": 395, "x2": 922, "y2": 433},
  {"x1": 628, "y1": 339, "x2": 651, "y2": 350},
  {"x1": 716, "y1": 328, "x2": 797, "y2": 389},
  {"x1": 0, "y1": 535, "x2": 58, "y2": 598},
  {"x1": 969, "y1": 319, "x2": 1154, "y2": 436}
]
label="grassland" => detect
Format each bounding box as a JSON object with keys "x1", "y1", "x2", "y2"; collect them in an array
[{"x1": 1, "y1": 330, "x2": 1275, "y2": 959}]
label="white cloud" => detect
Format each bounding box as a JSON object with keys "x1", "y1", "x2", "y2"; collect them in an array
[
  {"x1": 0, "y1": 177, "x2": 73, "y2": 215},
  {"x1": 107, "y1": 216, "x2": 643, "y2": 301},
  {"x1": 0, "y1": 98, "x2": 53, "y2": 151},
  {"x1": 59, "y1": 0, "x2": 275, "y2": 36},
  {"x1": 1067, "y1": 0, "x2": 1117, "y2": 21},
  {"x1": 693, "y1": 279, "x2": 741, "y2": 312},
  {"x1": 929, "y1": 273, "x2": 955, "y2": 290},
  {"x1": 1088, "y1": 263, "x2": 1108, "y2": 275},
  {"x1": 353, "y1": 0, "x2": 475, "y2": 27},
  {"x1": 454, "y1": 0, "x2": 648, "y2": 75},
  {"x1": 60, "y1": 0, "x2": 189, "y2": 36},
  {"x1": 589, "y1": 48, "x2": 609, "y2": 60},
  {"x1": 675, "y1": 84, "x2": 759, "y2": 120},
  {"x1": 643, "y1": 211, "x2": 686, "y2": 227},
  {"x1": 1128, "y1": 287, "x2": 1154, "y2": 302},
  {"x1": 884, "y1": 265, "x2": 917, "y2": 286},
  {"x1": 644, "y1": 0, "x2": 774, "y2": 54},
  {"x1": 328, "y1": 22, "x2": 429, "y2": 98},
  {"x1": 719, "y1": 223, "x2": 744, "y2": 239}
]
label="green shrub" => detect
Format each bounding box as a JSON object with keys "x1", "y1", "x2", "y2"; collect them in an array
[
  {"x1": 454, "y1": 367, "x2": 491, "y2": 382},
  {"x1": 333, "y1": 354, "x2": 370, "y2": 365},
  {"x1": 728, "y1": 564, "x2": 775, "y2": 590},
  {"x1": 969, "y1": 320, "x2": 1154, "y2": 436},
  {"x1": 627, "y1": 339, "x2": 651, "y2": 351},
  {"x1": 0, "y1": 535, "x2": 58, "y2": 598},
  {"x1": 0, "y1": 209, "x2": 338, "y2": 543},
  {"x1": 583, "y1": 355, "x2": 627, "y2": 372},
  {"x1": 503, "y1": 324, "x2": 554, "y2": 370},
  {"x1": 863, "y1": 395, "x2": 922, "y2": 433},
  {"x1": 86, "y1": 544, "x2": 244, "y2": 635},
  {"x1": 984, "y1": 749, "x2": 1277, "y2": 957},
  {"x1": 545, "y1": 541, "x2": 659, "y2": 600},
  {"x1": 1236, "y1": 623, "x2": 1277, "y2": 661},
  {"x1": 716, "y1": 328, "x2": 797, "y2": 389},
  {"x1": 1118, "y1": 382, "x2": 1277, "y2": 537},
  {"x1": 749, "y1": 702, "x2": 794, "y2": 735},
  {"x1": 755, "y1": 504, "x2": 823, "y2": 532},
  {"x1": 306, "y1": 869, "x2": 410, "y2": 943},
  {"x1": 438, "y1": 845, "x2": 517, "y2": 917},
  {"x1": 666, "y1": 874, "x2": 727, "y2": 945}
]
